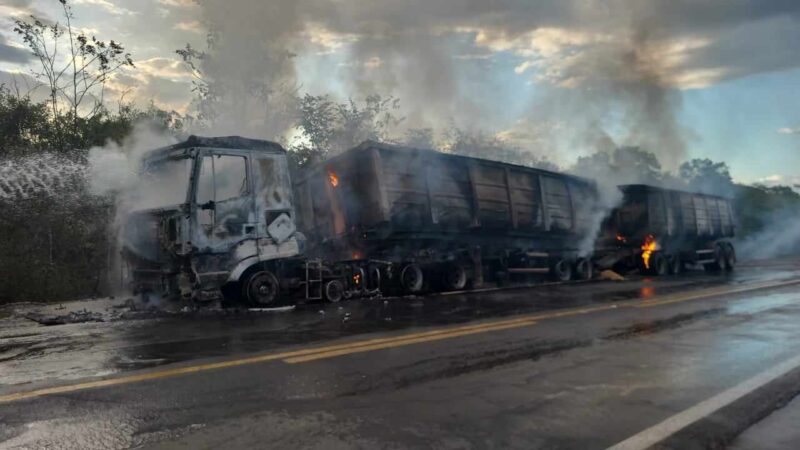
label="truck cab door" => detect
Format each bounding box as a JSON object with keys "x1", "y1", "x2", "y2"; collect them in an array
[{"x1": 194, "y1": 152, "x2": 257, "y2": 251}]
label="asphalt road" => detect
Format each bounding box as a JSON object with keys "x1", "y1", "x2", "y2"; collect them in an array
[{"x1": 2, "y1": 259, "x2": 800, "y2": 449}]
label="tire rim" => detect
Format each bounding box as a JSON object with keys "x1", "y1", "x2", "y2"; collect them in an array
[
  {"x1": 401, "y1": 264, "x2": 424, "y2": 293},
  {"x1": 443, "y1": 265, "x2": 467, "y2": 290},
  {"x1": 575, "y1": 259, "x2": 592, "y2": 280},
  {"x1": 325, "y1": 280, "x2": 343, "y2": 302},
  {"x1": 247, "y1": 272, "x2": 279, "y2": 305},
  {"x1": 555, "y1": 260, "x2": 571, "y2": 281}
]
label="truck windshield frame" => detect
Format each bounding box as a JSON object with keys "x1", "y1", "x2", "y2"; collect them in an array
[{"x1": 138, "y1": 153, "x2": 194, "y2": 210}]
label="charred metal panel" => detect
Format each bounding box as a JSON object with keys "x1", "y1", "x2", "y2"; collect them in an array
[
  {"x1": 680, "y1": 193, "x2": 697, "y2": 235},
  {"x1": 542, "y1": 176, "x2": 573, "y2": 232},
  {"x1": 380, "y1": 148, "x2": 429, "y2": 230},
  {"x1": 507, "y1": 169, "x2": 544, "y2": 231},
  {"x1": 471, "y1": 163, "x2": 512, "y2": 228},
  {"x1": 426, "y1": 155, "x2": 474, "y2": 230}
]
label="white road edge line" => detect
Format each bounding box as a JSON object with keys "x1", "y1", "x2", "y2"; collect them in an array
[{"x1": 607, "y1": 353, "x2": 800, "y2": 450}]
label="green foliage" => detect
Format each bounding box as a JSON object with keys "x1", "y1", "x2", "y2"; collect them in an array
[
  {"x1": 0, "y1": 189, "x2": 114, "y2": 303},
  {"x1": 13, "y1": 0, "x2": 134, "y2": 152},
  {"x1": 289, "y1": 93, "x2": 402, "y2": 169},
  {"x1": 572, "y1": 146, "x2": 662, "y2": 182},
  {"x1": 403, "y1": 128, "x2": 435, "y2": 149},
  {"x1": 0, "y1": 83, "x2": 186, "y2": 304},
  {"x1": 679, "y1": 158, "x2": 734, "y2": 195},
  {"x1": 733, "y1": 184, "x2": 800, "y2": 237},
  {"x1": 444, "y1": 127, "x2": 559, "y2": 171},
  {"x1": 0, "y1": 87, "x2": 50, "y2": 155}
]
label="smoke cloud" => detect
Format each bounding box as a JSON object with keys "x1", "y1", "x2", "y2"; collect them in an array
[{"x1": 184, "y1": 0, "x2": 777, "y2": 165}]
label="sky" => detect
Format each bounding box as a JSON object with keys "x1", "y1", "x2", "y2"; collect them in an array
[{"x1": 1, "y1": 0, "x2": 799, "y2": 186}]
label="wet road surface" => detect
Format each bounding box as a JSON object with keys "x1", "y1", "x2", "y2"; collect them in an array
[{"x1": 2, "y1": 258, "x2": 800, "y2": 448}]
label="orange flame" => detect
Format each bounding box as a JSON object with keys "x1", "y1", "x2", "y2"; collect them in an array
[
  {"x1": 328, "y1": 171, "x2": 339, "y2": 187},
  {"x1": 641, "y1": 234, "x2": 657, "y2": 269},
  {"x1": 353, "y1": 273, "x2": 361, "y2": 286}
]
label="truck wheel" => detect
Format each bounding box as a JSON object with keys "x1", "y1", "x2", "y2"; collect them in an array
[
  {"x1": 441, "y1": 264, "x2": 467, "y2": 291},
  {"x1": 365, "y1": 265, "x2": 381, "y2": 294},
  {"x1": 574, "y1": 258, "x2": 593, "y2": 280},
  {"x1": 668, "y1": 254, "x2": 682, "y2": 275},
  {"x1": 704, "y1": 244, "x2": 725, "y2": 272},
  {"x1": 400, "y1": 264, "x2": 424, "y2": 293},
  {"x1": 650, "y1": 252, "x2": 668, "y2": 276},
  {"x1": 324, "y1": 279, "x2": 344, "y2": 303},
  {"x1": 243, "y1": 271, "x2": 280, "y2": 306},
  {"x1": 552, "y1": 259, "x2": 572, "y2": 282},
  {"x1": 723, "y1": 243, "x2": 736, "y2": 271}
]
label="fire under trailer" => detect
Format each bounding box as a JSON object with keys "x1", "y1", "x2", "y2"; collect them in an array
[{"x1": 596, "y1": 184, "x2": 737, "y2": 275}]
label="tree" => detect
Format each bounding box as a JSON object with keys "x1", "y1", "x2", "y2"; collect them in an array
[
  {"x1": 679, "y1": 158, "x2": 734, "y2": 196},
  {"x1": 289, "y1": 93, "x2": 402, "y2": 168},
  {"x1": 176, "y1": 37, "x2": 298, "y2": 139},
  {"x1": 13, "y1": 0, "x2": 134, "y2": 150},
  {"x1": 572, "y1": 146, "x2": 663, "y2": 183},
  {"x1": 0, "y1": 85, "x2": 50, "y2": 155},
  {"x1": 444, "y1": 127, "x2": 559, "y2": 171},
  {"x1": 403, "y1": 128, "x2": 435, "y2": 149}
]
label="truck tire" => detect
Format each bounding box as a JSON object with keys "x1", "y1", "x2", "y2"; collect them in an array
[
  {"x1": 242, "y1": 270, "x2": 280, "y2": 306},
  {"x1": 574, "y1": 258, "x2": 593, "y2": 280},
  {"x1": 650, "y1": 252, "x2": 668, "y2": 276},
  {"x1": 441, "y1": 264, "x2": 467, "y2": 291},
  {"x1": 365, "y1": 264, "x2": 381, "y2": 294},
  {"x1": 704, "y1": 244, "x2": 726, "y2": 272},
  {"x1": 324, "y1": 279, "x2": 344, "y2": 303},
  {"x1": 400, "y1": 264, "x2": 424, "y2": 293},
  {"x1": 723, "y1": 243, "x2": 736, "y2": 271},
  {"x1": 552, "y1": 259, "x2": 572, "y2": 282},
  {"x1": 668, "y1": 254, "x2": 682, "y2": 275}
]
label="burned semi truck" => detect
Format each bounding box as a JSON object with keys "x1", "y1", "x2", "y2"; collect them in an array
[
  {"x1": 122, "y1": 136, "x2": 736, "y2": 306},
  {"x1": 123, "y1": 136, "x2": 601, "y2": 306},
  {"x1": 597, "y1": 184, "x2": 737, "y2": 275},
  {"x1": 293, "y1": 141, "x2": 600, "y2": 292}
]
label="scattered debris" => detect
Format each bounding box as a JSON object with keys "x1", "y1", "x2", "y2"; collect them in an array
[
  {"x1": 600, "y1": 270, "x2": 626, "y2": 281},
  {"x1": 247, "y1": 306, "x2": 295, "y2": 313},
  {"x1": 25, "y1": 309, "x2": 105, "y2": 326}
]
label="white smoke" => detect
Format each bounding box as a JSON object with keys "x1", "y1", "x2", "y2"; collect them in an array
[
  {"x1": 736, "y1": 209, "x2": 800, "y2": 260},
  {"x1": 88, "y1": 124, "x2": 178, "y2": 198}
]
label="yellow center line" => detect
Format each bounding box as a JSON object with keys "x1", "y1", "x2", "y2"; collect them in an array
[
  {"x1": 284, "y1": 319, "x2": 540, "y2": 363},
  {"x1": 2, "y1": 278, "x2": 799, "y2": 404}
]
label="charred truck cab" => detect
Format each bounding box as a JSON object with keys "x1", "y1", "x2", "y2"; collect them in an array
[{"x1": 123, "y1": 136, "x2": 310, "y2": 306}]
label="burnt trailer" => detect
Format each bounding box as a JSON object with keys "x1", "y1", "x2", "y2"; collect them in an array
[
  {"x1": 293, "y1": 141, "x2": 600, "y2": 292},
  {"x1": 599, "y1": 184, "x2": 737, "y2": 275}
]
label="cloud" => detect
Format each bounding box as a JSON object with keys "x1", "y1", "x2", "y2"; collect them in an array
[
  {"x1": 756, "y1": 174, "x2": 800, "y2": 188},
  {"x1": 103, "y1": 57, "x2": 195, "y2": 112},
  {"x1": 175, "y1": 20, "x2": 203, "y2": 34},
  {"x1": 0, "y1": 34, "x2": 31, "y2": 64},
  {"x1": 0, "y1": 70, "x2": 48, "y2": 100},
  {"x1": 156, "y1": 0, "x2": 197, "y2": 7},
  {"x1": 778, "y1": 126, "x2": 800, "y2": 135},
  {"x1": 72, "y1": 0, "x2": 135, "y2": 16}
]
